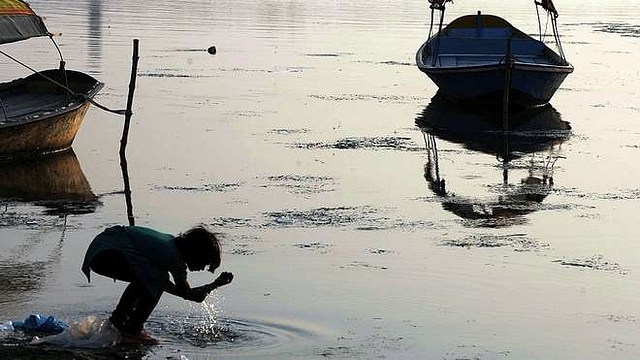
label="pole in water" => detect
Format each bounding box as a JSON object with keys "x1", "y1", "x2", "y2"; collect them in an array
[
  {"x1": 502, "y1": 38, "x2": 513, "y2": 131},
  {"x1": 120, "y1": 39, "x2": 140, "y2": 226}
]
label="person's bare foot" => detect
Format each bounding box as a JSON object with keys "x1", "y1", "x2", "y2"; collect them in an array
[{"x1": 120, "y1": 330, "x2": 160, "y2": 345}]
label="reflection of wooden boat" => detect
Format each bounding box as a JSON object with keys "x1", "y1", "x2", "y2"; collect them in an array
[
  {"x1": 0, "y1": 0, "x2": 103, "y2": 159},
  {"x1": 416, "y1": 0, "x2": 572, "y2": 108},
  {"x1": 0, "y1": 148, "x2": 99, "y2": 214},
  {"x1": 416, "y1": 94, "x2": 571, "y2": 227}
]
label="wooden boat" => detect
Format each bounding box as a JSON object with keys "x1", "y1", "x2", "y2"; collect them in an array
[
  {"x1": 0, "y1": 0, "x2": 103, "y2": 159},
  {"x1": 416, "y1": 0, "x2": 573, "y2": 108}
]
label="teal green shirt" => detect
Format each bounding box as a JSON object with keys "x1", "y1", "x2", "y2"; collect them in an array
[{"x1": 82, "y1": 226, "x2": 187, "y2": 299}]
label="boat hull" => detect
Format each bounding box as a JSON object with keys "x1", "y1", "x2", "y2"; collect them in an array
[
  {"x1": 0, "y1": 101, "x2": 90, "y2": 158},
  {"x1": 416, "y1": 13, "x2": 573, "y2": 108},
  {"x1": 0, "y1": 69, "x2": 103, "y2": 159},
  {"x1": 419, "y1": 62, "x2": 571, "y2": 108}
]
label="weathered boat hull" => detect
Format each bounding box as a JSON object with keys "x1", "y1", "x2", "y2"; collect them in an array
[
  {"x1": 0, "y1": 101, "x2": 90, "y2": 158},
  {"x1": 0, "y1": 69, "x2": 103, "y2": 159}
]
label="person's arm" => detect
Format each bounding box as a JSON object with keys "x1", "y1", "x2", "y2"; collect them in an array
[{"x1": 165, "y1": 272, "x2": 234, "y2": 303}]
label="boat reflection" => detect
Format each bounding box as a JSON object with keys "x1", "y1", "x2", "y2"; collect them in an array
[
  {"x1": 0, "y1": 148, "x2": 100, "y2": 215},
  {"x1": 415, "y1": 95, "x2": 572, "y2": 227}
]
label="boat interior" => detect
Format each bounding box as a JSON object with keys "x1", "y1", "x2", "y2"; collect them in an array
[
  {"x1": 423, "y1": 14, "x2": 563, "y2": 67},
  {"x1": 0, "y1": 70, "x2": 101, "y2": 125}
]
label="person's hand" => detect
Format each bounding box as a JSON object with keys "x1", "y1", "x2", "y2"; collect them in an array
[
  {"x1": 215, "y1": 272, "x2": 234, "y2": 286},
  {"x1": 201, "y1": 272, "x2": 234, "y2": 293}
]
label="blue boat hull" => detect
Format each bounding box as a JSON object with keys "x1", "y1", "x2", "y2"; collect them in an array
[
  {"x1": 422, "y1": 63, "x2": 571, "y2": 108},
  {"x1": 416, "y1": 13, "x2": 573, "y2": 109}
]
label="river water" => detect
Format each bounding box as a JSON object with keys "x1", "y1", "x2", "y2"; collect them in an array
[{"x1": 0, "y1": 0, "x2": 639, "y2": 359}]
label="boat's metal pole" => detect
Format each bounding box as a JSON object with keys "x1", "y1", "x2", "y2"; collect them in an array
[
  {"x1": 120, "y1": 39, "x2": 140, "y2": 226},
  {"x1": 432, "y1": 7, "x2": 446, "y2": 67},
  {"x1": 502, "y1": 38, "x2": 513, "y2": 131}
]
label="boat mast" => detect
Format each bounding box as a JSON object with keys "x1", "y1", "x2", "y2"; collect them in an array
[
  {"x1": 47, "y1": 34, "x2": 71, "y2": 101},
  {"x1": 427, "y1": 0, "x2": 452, "y2": 67},
  {"x1": 534, "y1": 0, "x2": 567, "y2": 63}
]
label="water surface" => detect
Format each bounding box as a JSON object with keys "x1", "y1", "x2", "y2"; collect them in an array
[{"x1": 1, "y1": 0, "x2": 640, "y2": 358}]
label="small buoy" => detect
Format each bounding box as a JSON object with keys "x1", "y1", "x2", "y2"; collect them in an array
[{"x1": 207, "y1": 46, "x2": 217, "y2": 55}]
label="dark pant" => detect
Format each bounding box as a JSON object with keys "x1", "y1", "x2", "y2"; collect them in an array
[{"x1": 89, "y1": 249, "x2": 160, "y2": 334}]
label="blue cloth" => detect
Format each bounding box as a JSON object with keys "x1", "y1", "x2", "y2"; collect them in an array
[{"x1": 12, "y1": 314, "x2": 67, "y2": 334}]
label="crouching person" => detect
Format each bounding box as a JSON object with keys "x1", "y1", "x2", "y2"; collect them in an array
[{"x1": 82, "y1": 225, "x2": 234, "y2": 344}]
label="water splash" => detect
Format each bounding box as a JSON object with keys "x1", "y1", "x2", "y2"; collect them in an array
[{"x1": 193, "y1": 293, "x2": 223, "y2": 341}]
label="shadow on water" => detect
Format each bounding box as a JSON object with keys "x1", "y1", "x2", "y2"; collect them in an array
[
  {"x1": 0, "y1": 148, "x2": 100, "y2": 215},
  {"x1": 415, "y1": 94, "x2": 572, "y2": 228}
]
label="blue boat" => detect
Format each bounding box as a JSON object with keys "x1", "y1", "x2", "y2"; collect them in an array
[{"x1": 416, "y1": 0, "x2": 573, "y2": 109}]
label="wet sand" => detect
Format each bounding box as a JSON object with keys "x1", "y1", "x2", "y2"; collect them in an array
[{"x1": 1, "y1": 0, "x2": 640, "y2": 358}]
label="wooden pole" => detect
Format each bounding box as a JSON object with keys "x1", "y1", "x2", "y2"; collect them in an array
[
  {"x1": 120, "y1": 39, "x2": 139, "y2": 226},
  {"x1": 502, "y1": 38, "x2": 512, "y2": 132}
]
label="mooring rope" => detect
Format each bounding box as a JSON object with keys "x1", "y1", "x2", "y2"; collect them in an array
[{"x1": 0, "y1": 50, "x2": 127, "y2": 116}]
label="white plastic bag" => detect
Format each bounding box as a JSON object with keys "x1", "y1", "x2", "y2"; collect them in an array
[
  {"x1": 31, "y1": 315, "x2": 121, "y2": 348},
  {"x1": 0, "y1": 321, "x2": 14, "y2": 332}
]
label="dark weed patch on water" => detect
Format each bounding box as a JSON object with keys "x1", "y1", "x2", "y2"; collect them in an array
[
  {"x1": 367, "y1": 248, "x2": 394, "y2": 255},
  {"x1": 210, "y1": 208, "x2": 435, "y2": 231},
  {"x1": 170, "y1": 48, "x2": 209, "y2": 52},
  {"x1": 264, "y1": 206, "x2": 373, "y2": 227},
  {"x1": 379, "y1": 60, "x2": 412, "y2": 66},
  {"x1": 442, "y1": 233, "x2": 545, "y2": 251},
  {"x1": 309, "y1": 93, "x2": 424, "y2": 104},
  {"x1": 230, "y1": 244, "x2": 257, "y2": 256},
  {"x1": 209, "y1": 217, "x2": 255, "y2": 228},
  {"x1": 591, "y1": 22, "x2": 640, "y2": 37},
  {"x1": 266, "y1": 174, "x2": 337, "y2": 195},
  {"x1": 294, "y1": 242, "x2": 332, "y2": 252},
  {"x1": 263, "y1": 206, "x2": 434, "y2": 231},
  {"x1": 155, "y1": 183, "x2": 242, "y2": 192},
  {"x1": 139, "y1": 70, "x2": 201, "y2": 78},
  {"x1": 340, "y1": 261, "x2": 388, "y2": 271},
  {"x1": 553, "y1": 255, "x2": 628, "y2": 274},
  {"x1": 267, "y1": 128, "x2": 311, "y2": 135},
  {"x1": 306, "y1": 53, "x2": 340, "y2": 57},
  {"x1": 294, "y1": 136, "x2": 422, "y2": 152},
  {"x1": 554, "y1": 187, "x2": 640, "y2": 201}
]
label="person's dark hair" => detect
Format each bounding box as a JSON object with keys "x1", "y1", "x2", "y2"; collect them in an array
[{"x1": 176, "y1": 226, "x2": 221, "y2": 270}]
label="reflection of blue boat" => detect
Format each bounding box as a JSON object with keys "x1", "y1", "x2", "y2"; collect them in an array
[
  {"x1": 416, "y1": 1, "x2": 573, "y2": 108},
  {"x1": 415, "y1": 94, "x2": 572, "y2": 170},
  {"x1": 416, "y1": 94, "x2": 571, "y2": 227},
  {"x1": 415, "y1": 93, "x2": 571, "y2": 158}
]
